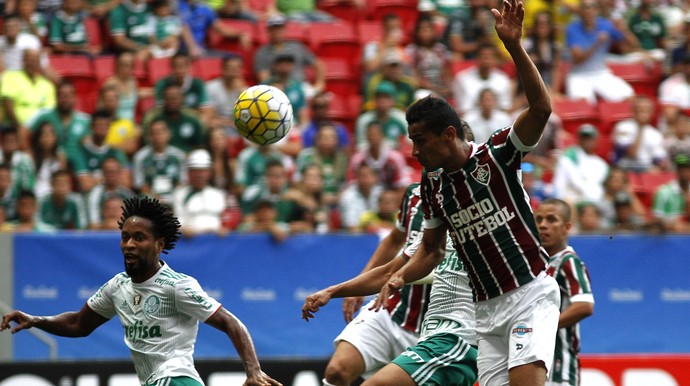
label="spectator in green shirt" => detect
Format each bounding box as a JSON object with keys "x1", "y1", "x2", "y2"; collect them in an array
[
  {"x1": 144, "y1": 83, "x2": 206, "y2": 153},
  {"x1": 109, "y1": 0, "x2": 153, "y2": 61},
  {"x1": 72, "y1": 110, "x2": 131, "y2": 193},
  {"x1": 154, "y1": 52, "x2": 212, "y2": 124},
  {"x1": 37, "y1": 169, "x2": 88, "y2": 229},
  {"x1": 49, "y1": 0, "x2": 100, "y2": 55}
]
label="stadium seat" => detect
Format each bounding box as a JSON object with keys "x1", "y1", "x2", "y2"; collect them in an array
[
  {"x1": 552, "y1": 98, "x2": 600, "y2": 135},
  {"x1": 367, "y1": 0, "x2": 419, "y2": 32},
  {"x1": 192, "y1": 57, "x2": 222, "y2": 81},
  {"x1": 451, "y1": 60, "x2": 476, "y2": 75},
  {"x1": 255, "y1": 21, "x2": 307, "y2": 46},
  {"x1": 597, "y1": 100, "x2": 633, "y2": 135},
  {"x1": 207, "y1": 19, "x2": 258, "y2": 52},
  {"x1": 607, "y1": 61, "x2": 662, "y2": 99},
  {"x1": 629, "y1": 171, "x2": 676, "y2": 211},
  {"x1": 93, "y1": 55, "x2": 115, "y2": 83},
  {"x1": 356, "y1": 20, "x2": 384, "y2": 45},
  {"x1": 307, "y1": 21, "x2": 361, "y2": 64},
  {"x1": 322, "y1": 57, "x2": 359, "y2": 97},
  {"x1": 147, "y1": 57, "x2": 173, "y2": 85},
  {"x1": 136, "y1": 95, "x2": 157, "y2": 124},
  {"x1": 318, "y1": 0, "x2": 365, "y2": 23},
  {"x1": 49, "y1": 55, "x2": 96, "y2": 102},
  {"x1": 84, "y1": 17, "x2": 102, "y2": 49},
  {"x1": 327, "y1": 94, "x2": 360, "y2": 134}
]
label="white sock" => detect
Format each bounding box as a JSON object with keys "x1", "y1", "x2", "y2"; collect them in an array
[{"x1": 322, "y1": 378, "x2": 339, "y2": 386}]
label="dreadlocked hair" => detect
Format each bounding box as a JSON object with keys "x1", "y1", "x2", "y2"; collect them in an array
[{"x1": 118, "y1": 196, "x2": 181, "y2": 254}]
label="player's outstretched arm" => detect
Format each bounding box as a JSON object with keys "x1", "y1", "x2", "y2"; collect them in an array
[
  {"x1": 372, "y1": 227, "x2": 446, "y2": 311},
  {"x1": 492, "y1": 0, "x2": 551, "y2": 147},
  {"x1": 1, "y1": 304, "x2": 109, "y2": 337},
  {"x1": 301, "y1": 256, "x2": 408, "y2": 321},
  {"x1": 206, "y1": 307, "x2": 282, "y2": 386},
  {"x1": 343, "y1": 226, "x2": 407, "y2": 323}
]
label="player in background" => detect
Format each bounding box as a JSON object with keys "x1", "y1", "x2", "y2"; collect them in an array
[
  {"x1": 321, "y1": 182, "x2": 432, "y2": 386},
  {"x1": 1, "y1": 196, "x2": 281, "y2": 386},
  {"x1": 374, "y1": 0, "x2": 561, "y2": 385},
  {"x1": 535, "y1": 199, "x2": 594, "y2": 386},
  {"x1": 303, "y1": 229, "x2": 477, "y2": 386}
]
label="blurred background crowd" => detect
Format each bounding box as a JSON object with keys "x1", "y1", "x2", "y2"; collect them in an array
[{"x1": 1, "y1": 0, "x2": 690, "y2": 238}]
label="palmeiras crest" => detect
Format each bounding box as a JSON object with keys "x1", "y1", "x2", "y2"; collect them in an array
[{"x1": 471, "y1": 163, "x2": 490, "y2": 185}]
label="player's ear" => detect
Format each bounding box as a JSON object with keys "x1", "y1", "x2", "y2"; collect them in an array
[
  {"x1": 156, "y1": 237, "x2": 165, "y2": 253},
  {"x1": 442, "y1": 125, "x2": 457, "y2": 141}
]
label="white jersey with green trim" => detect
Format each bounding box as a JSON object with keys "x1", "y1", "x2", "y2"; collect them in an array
[
  {"x1": 403, "y1": 234, "x2": 476, "y2": 346},
  {"x1": 88, "y1": 262, "x2": 221, "y2": 386}
]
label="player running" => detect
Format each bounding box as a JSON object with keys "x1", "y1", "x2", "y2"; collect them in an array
[
  {"x1": 374, "y1": 1, "x2": 561, "y2": 385},
  {"x1": 1, "y1": 196, "x2": 281, "y2": 386}
]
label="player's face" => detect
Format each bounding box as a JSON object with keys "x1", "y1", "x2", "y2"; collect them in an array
[
  {"x1": 535, "y1": 204, "x2": 570, "y2": 253},
  {"x1": 120, "y1": 216, "x2": 164, "y2": 283},
  {"x1": 408, "y1": 121, "x2": 453, "y2": 171}
]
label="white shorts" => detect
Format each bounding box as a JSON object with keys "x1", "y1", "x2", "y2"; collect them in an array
[
  {"x1": 334, "y1": 299, "x2": 420, "y2": 379},
  {"x1": 566, "y1": 69, "x2": 634, "y2": 104},
  {"x1": 475, "y1": 272, "x2": 560, "y2": 386}
]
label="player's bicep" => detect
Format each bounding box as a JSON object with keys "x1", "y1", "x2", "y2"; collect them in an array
[{"x1": 79, "y1": 304, "x2": 110, "y2": 335}]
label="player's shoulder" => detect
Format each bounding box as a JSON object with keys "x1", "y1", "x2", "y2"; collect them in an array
[
  {"x1": 156, "y1": 265, "x2": 193, "y2": 287},
  {"x1": 404, "y1": 182, "x2": 421, "y2": 198}
]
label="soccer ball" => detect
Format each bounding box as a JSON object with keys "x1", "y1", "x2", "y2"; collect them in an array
[{"x1": 233, "y1": 85, "x2": 293, "y2": 145}]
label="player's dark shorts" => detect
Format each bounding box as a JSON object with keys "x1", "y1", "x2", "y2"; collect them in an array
[
  {"x1": 391, "y1": 332, "x2": 478, "y2": 386},
  {"x1": 145, "y1": 376, "x2": 203, "y2": 386}
]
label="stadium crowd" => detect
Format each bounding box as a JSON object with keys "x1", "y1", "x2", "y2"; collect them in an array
[{"x1": 1, "y1": 0, "x2": 690, "y2": 236}]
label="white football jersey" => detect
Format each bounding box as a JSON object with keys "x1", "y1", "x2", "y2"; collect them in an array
[
  {"x1": 88, "y1": 262, "x2": 221, "y2": 385},
  {"x1": 404, "y1": 234, "x2": 477, "y2": 346}
]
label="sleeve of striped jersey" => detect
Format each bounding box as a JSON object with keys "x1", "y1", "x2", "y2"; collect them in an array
[
  {"x1": 420, "y1": 174, "x2": 444, "y2": 228},
  {"x1": 396, "y1": 184, "x2": 414, "y2": 232},
  {"x1": 87, "y1": 277, "x2": 117, "y2": 319},
  {"x1": 401, "y1": 231, "x2": 422, "y2": 260},
  {"x1": 175, "y1": 276, "x2": 223, "y2": 322},
  {"x1": 561, "y1": 256, "x2": 594, "y2": 302},
  {"x1": 487, "y1": 126, "x2": 537, "y2": 169}
]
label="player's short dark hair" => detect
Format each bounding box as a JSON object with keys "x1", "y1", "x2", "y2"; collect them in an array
[
  {"x1": 542, "y1": 198, "x2": 572, "y2": 222},
  {"x1": 17, "y1": 189, "x2": 36, "y2": 201},
  {"x1": 92, "y1": 109, "x2": 113, "y2": 121},
  {"x1": 119, "y1": 196, "x2": 181, "y2": 254},
  {"x1": 222, "y1": 53, "x2": 243, "y2": 66},
  {"x1": 406, "y1": 95, "x2": 466, "y2": 140},
  {"x1": 265, "y1": 159, "x2": 285, "y2": 171}
]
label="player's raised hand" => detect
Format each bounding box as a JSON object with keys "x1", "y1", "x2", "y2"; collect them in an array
[
  {"x1": 301, "y1": 289, "x2": 333, "y2": 321},
  {"x1": 1, "y1": 310, "x2": 36, "y2": 334},
  {"x1": 244, "y1": 370, "x2": 283, "y2": 386},
  {"x1": 370, "y1": 274, "x2": 404, "y2": 311},
  {"x1": 342, "y1": 296, "x2": 364, "y2": 323},
  {"x1": 491, "y1": 0, "x2": 524, "y2": 44}
]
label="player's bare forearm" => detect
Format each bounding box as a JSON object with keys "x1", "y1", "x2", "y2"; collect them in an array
[
  {"x1": 359, "y1": 227, "x2": 406, "y2": 273},
  {"x1": 1, "y1": 305, "x2": 107, "y2": 337},
  {"x1": 208, "y1": 308, "x2": 262, "y2": 375},
  {"x1": 331, "y1": 257, "x2": 407, "y2": 298},
  {"x1": 399, "y1": 243, "x2": 444, "y2": 284},
  {"x1": 493, "y1": 0, "x2": 551, "y2": 146},
  {"x1": 558, "y1": 301, "x2": 594, "y2": 328}
]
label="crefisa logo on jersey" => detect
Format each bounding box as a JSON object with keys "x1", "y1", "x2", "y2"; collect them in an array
[
  {"x1": 144, "y1": 295, "x2": 161, "y2": 314},
  {"x1": 471, "y1": 163, "x2": 490, "y2": 185},
  {"x1": 512, "y1": 324, "x2": 533, "y2": 336}
]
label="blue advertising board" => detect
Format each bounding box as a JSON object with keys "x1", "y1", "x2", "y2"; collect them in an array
[{"x1": 10, "y1": 233, "x2": 690, "y2": 359}]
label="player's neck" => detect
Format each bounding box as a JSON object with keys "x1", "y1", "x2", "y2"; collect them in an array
[{"x1": 445, "y1": 140, "x2": 471, "y2": 172}]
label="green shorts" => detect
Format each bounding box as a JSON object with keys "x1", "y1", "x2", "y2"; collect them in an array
[
  {"x1": 145, "y1": 376, "x2": 204, "y2": 386},
  {"x1": 391, "y1": 333, "x2": 478, "y2": 386}
]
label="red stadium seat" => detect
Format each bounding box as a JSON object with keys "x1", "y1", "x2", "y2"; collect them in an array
[
  {"x1": 49, "y1": 55, "x2": 96, "y2": 105},
  {"x1": 367, "y1": 0, "x2": 419, "y2": 32},
  {"x1": 322, "y1": 57, "x2": 359, "y2": 97},
  {"x1": 451, "y1": 60, "x2": 476, "y2": 75},
  {"x1": 255, "y1": 21, "x2": 307, "y2": 46},
  {"x1": 596, "y1": 100, "x2": 633, "y2": 135},
  {"x1": 84, "y1": 17, "x2": 102, "y2": 50},
  {"x1": 552, "y1": 98, "x2": 600, "y2": 135},
  {"x1": 147, "y1": 57, "x2": 173, "y2": 85},
  {"x1": 318, "y1": 0, "x2": 365, "y2": 23},
  {"x1": 192, "y1": 57, "x2": 222, "y2": 81},
  {"x1": 607, "y1": 61, "x2": 662, "y2": 99},
  {"x1": 207, "y1": 19, "x2": 258, "y2": 52},
  {"x1": 629, "y1": 171, "x2": 676, "y2": 210},
  {"x1": 307, "y1": 21, "x2": 361, "y2": 64},
  {"x1": 327, "y1": 94, "x2": 360, "y2": 133},
  {"x1": 93, "y1": 55, "x2": 115, "y2": 83},
  {"x1": 356, "y1": 20, "x2": 384, "y2": 45}
]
